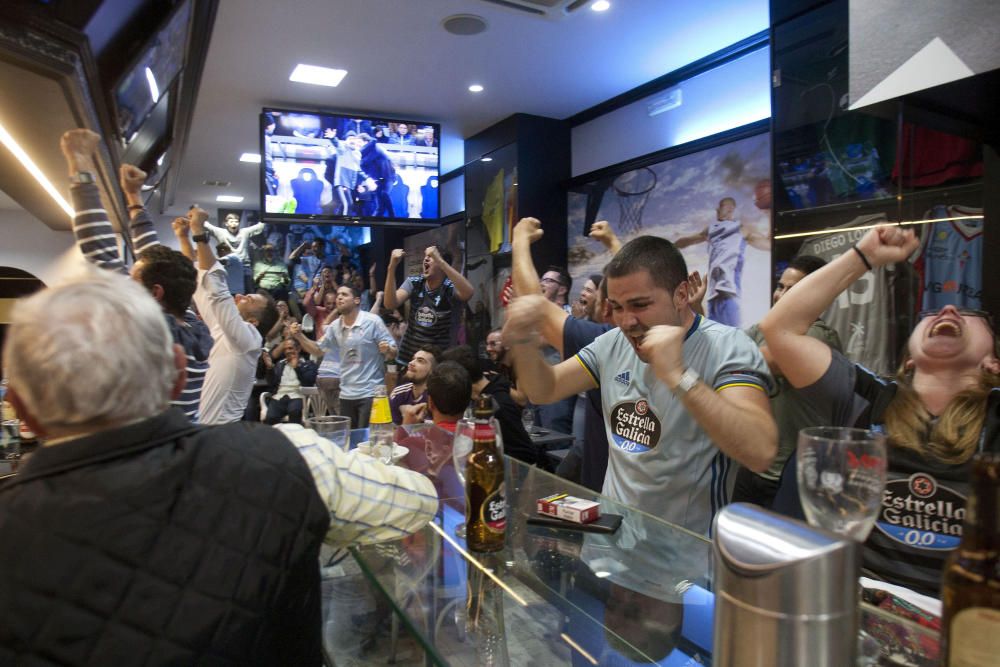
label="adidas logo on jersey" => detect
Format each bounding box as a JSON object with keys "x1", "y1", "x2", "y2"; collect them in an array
[{"x1": 614, "y1": 371, "x2": 631, "y2": 387}]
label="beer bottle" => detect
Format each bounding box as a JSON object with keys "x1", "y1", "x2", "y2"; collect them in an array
[
  {"x1": 465, "y1": 394, "x2": 506, "y2": 552},
  {"x1": 369, "y1": 384, "x2": 395, "y2": 463},
  {"x1": 941, "y1": 453, "x2": 1000, "y2": 666}
]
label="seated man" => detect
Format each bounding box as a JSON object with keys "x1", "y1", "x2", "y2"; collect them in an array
[
  {"x1": 0, "y1": 269, "x2": 439, "y2": 663},
  {"x1": 439, "y1": 345, "x2": 546, "y2": 468},
  {"x1": 390, "y1": 345, "x2": 439, "y2": 424},
  {"x1": 262, "y1": 338, "x2": 318, "y2": 425},
  {"x1": 400, "y1": 360, "x2": 471, "y2": 432}
]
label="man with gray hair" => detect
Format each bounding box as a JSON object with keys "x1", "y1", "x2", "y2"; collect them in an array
[
  {"x1": 0, "y1": 270, "x2": 329, "y2": 663},
  {"x1": 0, "y1": 268, "x2": 439, "y2": 663}
]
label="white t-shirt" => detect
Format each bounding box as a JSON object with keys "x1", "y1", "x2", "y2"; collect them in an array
[
  {"x1": 576, "y1": 315, "x2": 772, "y2": 536},
  {"x1": 194, "y1": 262, "x2": 262, "y2": 424}
]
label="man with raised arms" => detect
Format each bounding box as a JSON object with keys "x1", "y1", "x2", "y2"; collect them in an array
[{"x1": 504, "y1": 234, "x2": 776, "y2": 534}]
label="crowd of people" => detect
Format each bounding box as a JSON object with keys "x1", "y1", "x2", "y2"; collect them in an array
[{"x1": 0, "y1": 127, "x2": 996, "y2": 661}]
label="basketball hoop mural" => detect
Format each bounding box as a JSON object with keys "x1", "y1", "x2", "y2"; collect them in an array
[{"x1": 567, "y1": 132, "x2": 773, "y2": 329}]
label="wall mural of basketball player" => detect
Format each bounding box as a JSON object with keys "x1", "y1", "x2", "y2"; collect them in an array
[
  {"x1": 566, "y1": 132, "x2": 772, "y2": 329},
  {"x1": 673, "y1": 196, "x2": 770, "y2": 327}
]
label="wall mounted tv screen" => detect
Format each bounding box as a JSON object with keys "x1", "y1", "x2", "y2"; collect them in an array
[{"x1": 261, "y1": 107, "x2": 440, "y2": 224}]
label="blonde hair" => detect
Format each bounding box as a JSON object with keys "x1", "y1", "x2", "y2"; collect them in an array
[{"x1": 883, "y1": 347, "x2": 1000, "y2": 464}]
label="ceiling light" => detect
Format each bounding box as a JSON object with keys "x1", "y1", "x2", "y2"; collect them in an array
[
  {"x1": 289, "y1": 64, "x2": 348, "y2": 87},
  {"x1": 468, "y1": 84, "x2": 484, "y2": 93},
  {"x1": 0, "y1": 119, "x2": 74, "y2": 217},
  {"x1": 145, "y1": 67, "x2": 160, "y2": 103},
  {"x1": 216, "y1": 195, "x2": 244, "y2": 203},
  {"x1": 481, "y1": 157, "x2": 493, "y2": 162},
  {"x1": 591, "y1": 0, "x2": 611, "y2": 11},
  {"x1": 240, "y1": 153, "x2": 261, "y2": 163}
]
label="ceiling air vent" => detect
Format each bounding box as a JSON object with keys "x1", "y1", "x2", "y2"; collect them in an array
[
  {"x1": 442, "y1": 14, "x2": 489, "y2": 35},
  {"x1": 475, "y1": 0, "x2": 591, "y2": 19}
]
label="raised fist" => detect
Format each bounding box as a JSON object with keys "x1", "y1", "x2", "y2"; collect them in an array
[
  {"x1": 855, "y1": 225, "x2": 919, "y2": 269},
  {"x1": 119, "y1": 164, "x2": 147, "y2": 195},
  {"x1": 513, "y1": 217, "x2": 544, "y2": 245},
  {"x1": 60, "y1": 129, "x2": 100, "y2": 161}
]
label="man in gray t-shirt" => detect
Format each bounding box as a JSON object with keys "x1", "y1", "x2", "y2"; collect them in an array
[{"x1": 504, "y1": 235, "x2": 777, "y2": 536}]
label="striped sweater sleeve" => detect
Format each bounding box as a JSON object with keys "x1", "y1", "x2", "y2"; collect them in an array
[
  {"x1": 69, "y1": 183, "x2": 125, "y2": 274},
  {"x1": 128, "y1": 206, "x2": 160, "y2": 253}
]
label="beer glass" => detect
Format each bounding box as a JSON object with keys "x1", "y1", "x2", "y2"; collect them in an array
[{"x1": 797, "y1": 427, "x2": 887, "y2": 541}]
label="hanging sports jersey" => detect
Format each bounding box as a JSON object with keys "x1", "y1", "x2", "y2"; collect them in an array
[
  {"x1": 915, "y1": 205, "x2": 983, "y2": 310},
  {"x1": 798, "y1": 214, "x2": 899, "y2": 376}
]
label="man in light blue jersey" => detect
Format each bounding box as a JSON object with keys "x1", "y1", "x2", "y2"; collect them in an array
[
  {"x1": 675, "y1": 197, "x2": 770, "y2": 327},
  {"x1": 504, "y1": 235, "x2": 777, "y2": 536}
]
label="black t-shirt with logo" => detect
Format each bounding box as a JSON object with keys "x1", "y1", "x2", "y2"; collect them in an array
[
  {"x1": 772, "y1": 350, "x2": 1000, "y2": 596},
  {"x1": 397, "y1": 276, "x2": 458, "y2": 365}
]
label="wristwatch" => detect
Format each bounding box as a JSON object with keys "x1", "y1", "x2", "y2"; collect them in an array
[
  {"x1": 71, "y1": 171, "x2": 95, "y2": 185},
  {"x1": 671, "y1": 368, "x2": 700, "y2": 397},
  {"x1": 191, "y1": 232, "x2": 210, "y2": 244}
]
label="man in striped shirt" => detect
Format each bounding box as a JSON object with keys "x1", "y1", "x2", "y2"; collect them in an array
[{"x1": 60, "y1": 129, "x2": 211, "y2": 422}]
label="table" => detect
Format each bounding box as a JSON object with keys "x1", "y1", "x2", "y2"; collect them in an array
[
  {"x1": 324, "y1": 424, "x2": 941, "y2": 666},
  {"x1": 528, "y1": 427, "x2": 575, "y2": 451}
]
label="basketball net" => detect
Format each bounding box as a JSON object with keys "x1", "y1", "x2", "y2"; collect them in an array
[{"x1": 613, "y1": 168, "x2": 656, "y2": 236}]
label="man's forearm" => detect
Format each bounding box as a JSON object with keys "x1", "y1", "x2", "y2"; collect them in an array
[
  {"x1": 295, "y1": 333, "x2": 322, "y2": 358},
  {"x1": 762, "y1": 252, "x2": 866, "y2": 339},
  {"x1": 511, "y1": 341, "x2": 560, "y2": 404},
  {"x1": 195, "y1": 237, "x2": 216, "y2": 271},
  {"x1": 676, "y1": 384, "x2": 776, "y2": 473},
  {"x1": 127, "y1": 205, "x2": 160, "y2": 254},
  {"x1": 383, "y1": 265, "x2": 400, "y2": 309},
  {"x1": 439, "y1": 261, "x2": 474, "y2": 301},
  {"x1": 177, "y1": 235, "x2": 195, "y2": 261},
  {"x1": 511, "y1": 238, "x2": 542, "y2": 297}
]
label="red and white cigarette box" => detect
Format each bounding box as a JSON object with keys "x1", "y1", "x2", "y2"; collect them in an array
[{"x1": 536, "y1": 493, "x2": 600, "y2": 524}]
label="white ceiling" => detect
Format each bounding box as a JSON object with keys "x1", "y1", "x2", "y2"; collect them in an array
[{"x1": 169, "y1": 0, "x2": 768, "y2": 218}]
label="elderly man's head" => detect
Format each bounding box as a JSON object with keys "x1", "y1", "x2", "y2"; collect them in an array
[{"x1": 3, "y1": 270, "x2": 185, "y2": 438}]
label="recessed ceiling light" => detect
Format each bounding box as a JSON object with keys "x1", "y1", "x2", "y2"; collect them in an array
[
  {"x1": 0, "y1": 120, "x2": 74, "y2": 217},
  {"x1": 468, "y1": 84, "x2": 484, "y2": 93},
  {"x1": 216, "y1": 195, "x2": 244, "y2": 203},
  {"x1": 145, "y1": 67, "x2": 160, "y2": 103},
  {"x1": 240, "y1": 153, "x2": 261, "y2": 163},
  {"x1": 481, "y1": 157, "x2": 493, "y2": 162},
  {"x1": 289, "y1": 63, "x2": 348, "y2": 87},
  {"x1": 591, "y1": 0, "x2": 611, "y2": 11}
]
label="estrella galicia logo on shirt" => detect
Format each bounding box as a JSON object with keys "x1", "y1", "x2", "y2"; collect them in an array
[
  {"x1": 874, "y1": 473, "x2": 966, "y2": 551},
  {"x1": 415, "y1": 305, "x2": 438, "y2": 327},
  {"x1": 610, "y1": 399, "x2": 661, "y2": 453}
]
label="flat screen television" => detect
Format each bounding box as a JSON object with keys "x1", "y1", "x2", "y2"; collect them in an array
[
  {"x1": 113, "y1": 0, "x2": 192, "y2": 144},
  {"x1": 260, "y1": 107, "x2": 440, "y2": 224}
]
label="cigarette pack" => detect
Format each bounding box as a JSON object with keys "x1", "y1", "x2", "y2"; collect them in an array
[{"x1": 536, "y1": 493, "x2": 600, "y2": 524}]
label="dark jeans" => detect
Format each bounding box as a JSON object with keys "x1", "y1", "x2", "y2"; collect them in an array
[
  {"x1": 339, "y1": 397, "x2": 374, "y2": 430},
  {"x1": 316, "y1": 376, "x2": 341, "y2": 416},
  {"x1": 265, "y1": 395, "x2": 304, "y2": 425},
  {"x1": 731, "y1": 466, "x2": 781, "y2": 508}
]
